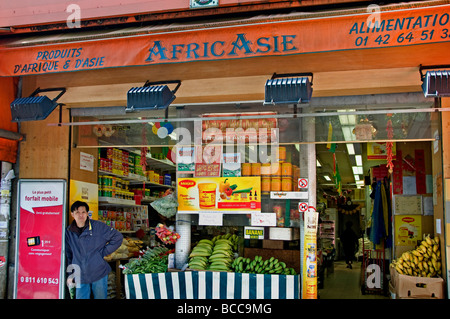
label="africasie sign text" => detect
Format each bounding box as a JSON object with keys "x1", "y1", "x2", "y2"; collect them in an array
[{"x1": 0, "y1": 4, "x2": 449, "y2": 76}]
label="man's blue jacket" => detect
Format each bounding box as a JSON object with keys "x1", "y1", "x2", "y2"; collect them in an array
[{"x1": 65, "y1": 219, "x2": 123, "y2": 284}]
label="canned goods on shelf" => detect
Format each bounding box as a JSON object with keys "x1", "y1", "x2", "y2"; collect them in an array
[
  {"x1": 282, "y1": 177, "x2": 293, "y2": 191},
  {"x1": 241, "y1": 163, "x2": 251, "y2": 176},
  {"x1": 251, "y1": 163, "x2": 261, "y2": 176},
  {"x1": 271, "y1": 177, "x2": 281, "y2": 191},
  {"x1": 282, "y1": 162, "x2": 292, "y2": 177}
]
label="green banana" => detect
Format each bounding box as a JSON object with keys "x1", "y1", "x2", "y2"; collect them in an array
[
  {"x1": 189, "y1": 251, "x2": 211, "y2": 257},
  {"x1": 198, "y1": 239, "x2": 214, "y2": 246}
]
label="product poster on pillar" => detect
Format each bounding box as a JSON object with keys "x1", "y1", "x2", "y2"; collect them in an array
[{"x1": 14, "y1": 179, "x2": 67, "y2": 299}]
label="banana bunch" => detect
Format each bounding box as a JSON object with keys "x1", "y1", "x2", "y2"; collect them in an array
[
  {"x1": 392, "y1": 234, "x2": 441, "y2": 278},
  {"x1": 188, "y1": 235, "x2": 238, "y2": 271},
  {"x1": 212, "y1": 233, "x2": 240, "y2": 251},
  {"x1": 207, "y1": 238, "x2": 234, "y2": 272},
  {"x1": 188, "y1": 239, "x2": 214, "y2": 270},
  {"x1": 232, "y1": 256, "x2": 297, "y2": 275}
]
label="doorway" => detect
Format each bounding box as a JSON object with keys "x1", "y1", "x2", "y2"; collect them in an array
[{"x1": 316, "y1": 138, "x2": 437, "y2": 299}]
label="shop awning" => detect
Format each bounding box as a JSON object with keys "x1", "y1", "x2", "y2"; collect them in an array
[{"x1": 1, "y1": 2, "x2": 449, "y2": 77}]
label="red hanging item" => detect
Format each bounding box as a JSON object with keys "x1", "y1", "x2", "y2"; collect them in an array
[{"x1": 386, "y1": 115, "x2": 394, "y2": 174}]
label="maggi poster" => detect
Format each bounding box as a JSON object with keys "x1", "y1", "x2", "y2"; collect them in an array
[
  {"x1": 395, "y1": 215, "x2": 422, "y2": 246},
  {"x1": 177, "y1": 177, "x2": 260, "y2": 213}
]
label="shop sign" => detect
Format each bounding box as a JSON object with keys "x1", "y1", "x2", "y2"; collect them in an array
[
  {"x1": 1, "y1": 5, "x2": 449, "y2": 76},
  {"x1": 244, "y1": 226, "x2": 264, "y2": 239},
  {"x1": 14, "y1": 179, "x2": 67, "y2": 299},
  {"x1": 177, "y1": 176, "x2": 261, "y2": 213}
]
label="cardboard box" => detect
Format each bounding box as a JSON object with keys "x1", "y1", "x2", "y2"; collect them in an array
[{"x1": 389, "y1": 265, "x2": 444, "y2": 299}]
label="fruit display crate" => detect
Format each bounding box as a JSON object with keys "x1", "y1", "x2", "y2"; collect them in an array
[{"x1": 124, "y1": 270, "x2": 300, "y2": 299}]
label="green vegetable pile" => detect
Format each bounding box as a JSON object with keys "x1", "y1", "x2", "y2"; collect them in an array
[{"x1": 121, "y1": 245, "x2": 169, "y2": 274}]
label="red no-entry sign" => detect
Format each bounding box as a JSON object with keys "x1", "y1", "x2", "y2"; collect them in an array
[
  {"x1": 298, "y1": 178, "x2": 308, "y2": 189},
  {"x1": 299, "y1": 202, "x2": 308, "y2": 212}
]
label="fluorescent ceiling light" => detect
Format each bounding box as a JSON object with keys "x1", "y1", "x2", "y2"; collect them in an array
[
  {"x1": 342, "y1": 126, "x2": 354, "y2": 141},
  {"x1": 316, "y1": 159, "x2": 322, "y2": 167},
  {"x1": 346, "y1": 144, "x2": 355, "y2": 155},
  {"x1": 352, "y1": 166, "x2": 363, "y2": 175},
  {"x1": 354, "y1": 174, "x2": 360, "y2": 181},
  {"x1": 355, "y1": 155, "x2": 363, "y2": 166},
  {"x1": 323, "y1": 175, "x2": 331, "y2": 181},
  {"x1": 356, "y1": 180, "x2": 365, "y2": 188},
  {"x1": 338, "y1": 109, "x2": 357, "y2": 126}
]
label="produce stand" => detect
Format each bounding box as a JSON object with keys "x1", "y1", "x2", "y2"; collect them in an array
[{"x1": 124, "y1": 271, "x2": 300, "y2": 299}]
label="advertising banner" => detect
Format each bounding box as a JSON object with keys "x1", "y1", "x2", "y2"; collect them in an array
[
  {"x1": 69, "y1": 179, "x2": 98, "y2": 220},
  {"x1": 14, "y1": 179, "x2": 67, "y2": 299},
  {"x1": 177, "y1": 177, "x2": 260, "y2": 213},
  {"x1": 302, "y1": 207, "x2": 319, "y2": 299}
]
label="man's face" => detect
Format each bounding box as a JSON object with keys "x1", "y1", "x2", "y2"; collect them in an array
[{"x1": 71, "y1": 206, "x2": 88, "y2": 227}]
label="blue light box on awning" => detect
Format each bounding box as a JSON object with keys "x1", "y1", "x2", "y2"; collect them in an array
[
  {"x1": 264, "y1": 74, "x2": 313, "y2": 105},
  {"x1": 10, "y1": 87, "x2": 66, "y2": 122}
]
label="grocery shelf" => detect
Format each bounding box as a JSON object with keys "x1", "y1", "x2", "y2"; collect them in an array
[
  {"x1": 99, "y1": 169, "x2": 172, "y2": 188},
  {"x1": 98, "y1": 196, "x2": 140, "y2": 207}
]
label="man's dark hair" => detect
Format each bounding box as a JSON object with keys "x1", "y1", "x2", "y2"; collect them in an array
[{"x1": 71, "y1": 200, "x2": 90, "y2": 213}]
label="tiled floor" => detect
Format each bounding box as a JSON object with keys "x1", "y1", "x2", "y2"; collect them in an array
[{"x1": 318, "y1": 260, "x2": 389, "y2": 299}]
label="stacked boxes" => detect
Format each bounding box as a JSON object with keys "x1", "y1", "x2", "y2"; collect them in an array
[
  {"x1": 98, "y1": 206, "x2": 149, "y2": 232},
  {"x1": 241, "y1": 147, "x2": 300, "y2": 195},
  {"x1": 98, "y1": 209, "x2": 133, "y2": 231},
  {"x1": 98, "y1": 148, "x2": 130, "y2": 176}
]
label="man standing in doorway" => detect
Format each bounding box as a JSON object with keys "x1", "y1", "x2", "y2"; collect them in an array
[
  {"x1": 341, "y1": 221, "x2": 359, "y2": 269},
  {"x1": 65, "y1": 200, "x2": 123, "y2": 299}
]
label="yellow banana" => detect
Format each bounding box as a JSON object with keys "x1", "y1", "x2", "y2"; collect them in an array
[
  {"x1": 395, "y1": 265, "x2": 404, "y2": 274},
  {"x1": 431, "y1": 258, "x2": 437, "y2": 269},
  {"x1": 418, "y1": 262, "x2": 423, "y2": 271},
  {"x1": 418, "y1": 245, "x2": 427, "y2": 254},
  {"x1": 412, "y1": 250, "x2": 422, "y2": 257},
  {"x1": 433, "y1": 244, "x2": 439, "y2": 253},
  {"x1": 426, "y1": 235, "x2": 433, "y2": 246}
]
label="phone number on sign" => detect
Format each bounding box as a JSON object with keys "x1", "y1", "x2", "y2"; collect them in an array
[
  {"x1": 353, "y1": 28, "x2": 450, "y2": 47},
  {"x1": 20, "y1": 276, "x2": 59, "y2": 285}
]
